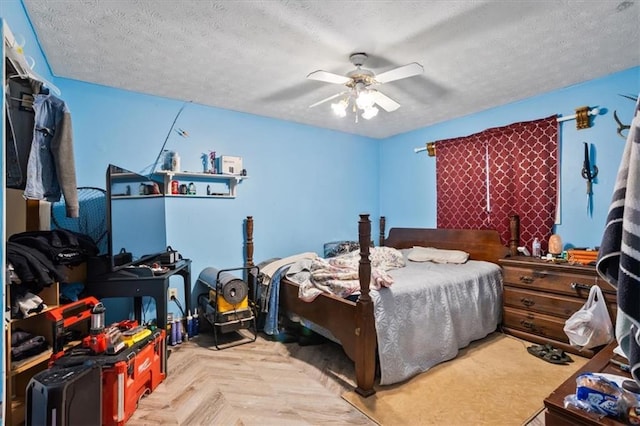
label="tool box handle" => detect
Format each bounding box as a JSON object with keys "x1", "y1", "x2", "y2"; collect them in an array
[{"x1": 45, "y1": 296, "x2": 100, "y2": 326}]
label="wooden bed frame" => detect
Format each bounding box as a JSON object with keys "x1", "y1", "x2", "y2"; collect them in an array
[{"x1": 245, "y1": 214, "x2": 516, "y2": 397}]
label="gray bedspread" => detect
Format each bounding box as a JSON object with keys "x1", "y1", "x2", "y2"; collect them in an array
[{"x1": 373, "y1": 258, "x2": 502, "y2": 385}]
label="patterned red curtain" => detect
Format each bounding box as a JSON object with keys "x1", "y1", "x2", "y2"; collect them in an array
[{"x1": 436, "y1": 116, "x2": 558, "y2": 252}]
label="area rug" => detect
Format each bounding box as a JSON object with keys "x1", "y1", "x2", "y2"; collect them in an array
[{"x1": 341, "y1": 333, "x2": 588, "y2": 426}]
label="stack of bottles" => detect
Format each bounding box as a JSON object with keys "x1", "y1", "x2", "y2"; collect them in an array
[{"x1": 168, "y1": 309, "x2": 199, "y2": 346}]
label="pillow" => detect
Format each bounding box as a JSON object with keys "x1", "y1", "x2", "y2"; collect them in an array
[{"x1": 407, "y1": 246, "x2": 469, "y2": 264}]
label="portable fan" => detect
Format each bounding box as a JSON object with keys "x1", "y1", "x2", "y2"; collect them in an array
[{"x1": 50, "y1": 186, "x2": 108, "y2": 255}]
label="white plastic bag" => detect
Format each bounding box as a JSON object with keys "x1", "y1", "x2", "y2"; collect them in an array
[{"x1": 563, "y1": 285, "x2": 614, "y2": 349}]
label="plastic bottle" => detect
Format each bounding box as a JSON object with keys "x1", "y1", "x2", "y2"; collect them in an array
[
  {"x1": 170, "y1": 318, "x2": 178, "y2": 346},
  {"x1": 532, "y1": 237, "x2": 541, "y2": 258},
  {"x1": 187, "y1": 310, "x2": 193, "y2": 338},
  {"x1": 176, "y1": 318, "x2": 183, "y2": 344},
  {"x1": 171, "y1": 152, "x2": 181, "y2": 172},
  {"x1": 162, "y1": 150, "x2": 172, "y2": 170},
  {"x1": 193, "y1": 308, "x2": 199, "y2": 337}
]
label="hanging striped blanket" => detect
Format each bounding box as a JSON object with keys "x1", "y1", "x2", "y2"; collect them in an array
[{"x1": 597, "y1": 97, "x2": 640, "y2": 387}]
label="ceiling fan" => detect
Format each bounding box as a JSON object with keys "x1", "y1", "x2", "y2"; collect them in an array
[{"x1": 307, "y1": 53, "x2": 423, "y2": 121}]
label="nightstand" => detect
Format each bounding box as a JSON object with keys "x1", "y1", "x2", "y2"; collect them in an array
[
  {"x1": 499, "y1": 257, "x2": 617, "y2": 358},
  {"x1": 544, "y1": 340, "x2": 629, "y2": 425}
]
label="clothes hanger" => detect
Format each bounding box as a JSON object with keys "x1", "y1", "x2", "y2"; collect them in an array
[{"x1": 4, "y1": 29, "x2": 61, "y2": 96}]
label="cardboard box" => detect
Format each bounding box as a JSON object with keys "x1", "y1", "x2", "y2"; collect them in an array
[{"x1": 218, "y1": 156, "x2": 243, "y2": 175}]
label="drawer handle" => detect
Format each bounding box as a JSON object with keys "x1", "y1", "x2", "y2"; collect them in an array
[
  {"x1": 520, "y1": 320, "x2": 536, "y2": 329},
  {"x1": 520, "y1": 297, "x2": 535, "y2": 307},
  {"x1": 519, "y1": 275, "x2": 534, "y2": 284},
  {"x1": 571, "y1": 282, "x2": 592, "y2": 291}
]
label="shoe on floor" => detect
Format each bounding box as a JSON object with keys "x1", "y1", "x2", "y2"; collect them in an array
[{"x1": 527, "y1": 343, "x2": 573, "y2": 364}]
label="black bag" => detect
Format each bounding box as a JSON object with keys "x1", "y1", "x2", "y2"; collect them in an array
[
  {"x1": 113, "y1": 248, "x2": 132, "y2": 266},
  {"x1": 11, "y1": 329, "x2": 49, "y2": 361},
  {"x1": 159, "y1": 246, "x2": 179, "y2": 264}
]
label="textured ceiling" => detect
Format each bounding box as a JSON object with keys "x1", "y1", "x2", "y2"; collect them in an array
[{"x1": 22, "y1": 0, "x2": 640, "y2": 139}]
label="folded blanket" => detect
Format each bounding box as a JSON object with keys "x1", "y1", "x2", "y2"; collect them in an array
[{"x1": 260, "y1": 252, "x2": 316, "y2": 287}]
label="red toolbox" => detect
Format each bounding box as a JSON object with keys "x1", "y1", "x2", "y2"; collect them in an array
[
  {"x1": 102, "y1": 329, "x2": 166, "y2": 426},
  {"x1": 48, "y1": 327, "x2": 166, "y2": 426}
]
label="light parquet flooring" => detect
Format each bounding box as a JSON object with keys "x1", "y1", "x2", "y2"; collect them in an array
[
  {"x1": 128, "y1": 331, "x2": 374, "y2": 425},
  {"x1": 129, "y1": 329, "x2": 548, "y2": 425}
]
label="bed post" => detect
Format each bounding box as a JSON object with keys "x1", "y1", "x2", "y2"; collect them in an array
[
  {"x1": 245, "y1": 216, "x2": 254, "y2": 268},
  {"x1": 379, "y1": 216, "x2": 386, "y2": 247},
  {"x1": 355, "y1": 214, "x2": 376, "y2": 397},
  {"x1": 509, "y1": 214, "x2": 520, "y2": 257}
]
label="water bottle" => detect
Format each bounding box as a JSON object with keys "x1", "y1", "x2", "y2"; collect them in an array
[{"x1": 532, "y1": 237, "x2": 541, "y2": 258}]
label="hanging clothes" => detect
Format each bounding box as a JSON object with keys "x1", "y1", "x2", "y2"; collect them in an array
[{"x1": 5, "y1": 71, "x2": 79, "y2": 218}]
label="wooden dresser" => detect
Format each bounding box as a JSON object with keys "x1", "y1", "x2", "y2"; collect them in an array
[{"x1": 499, "y1": 257, "x2": 617, "y2": 358}]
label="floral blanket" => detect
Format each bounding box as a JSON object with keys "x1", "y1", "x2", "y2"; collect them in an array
[{"x1": 285, "y1": 246, "x2": 406, "y2": 301}]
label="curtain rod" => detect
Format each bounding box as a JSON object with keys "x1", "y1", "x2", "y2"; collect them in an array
[
  {"x1": 414, "y1": 143, "x2": 435, "y2": 155},
  {"x1": 556, "y1": 106, "x2": 599, "y2": 123},
  {"x1": 414, "y1": 106, "x2": 599, "y2": 155}
]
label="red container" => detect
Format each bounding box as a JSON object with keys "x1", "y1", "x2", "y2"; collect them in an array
[
  {"x1": 102, "y1": 329, "x2": 166, "y2": 426},
  {"x1": 171, "y1": 180, "x2": 179, "y2": 194}
]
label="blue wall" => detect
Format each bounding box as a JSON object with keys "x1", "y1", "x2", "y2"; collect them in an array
[
  {"x1": 380, "y1": 68, "x2": 640, "y2": 251},
  {"x1": 57, "y1": 78, "x2": 379, "y2": 319}
]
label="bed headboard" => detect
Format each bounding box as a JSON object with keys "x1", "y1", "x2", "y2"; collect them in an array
[{"x1": 384, "y1": 227, "x2": 510, "y2": 265}]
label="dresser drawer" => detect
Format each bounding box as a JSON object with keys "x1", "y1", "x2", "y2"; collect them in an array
[
  {"x1": 502, "y1": 306, "x2": 569, "y2": 343},
  {"x1": 503, "y1": 286, "x2": 584, "y2": 318},
  {"x1": 502, "y1": 265, "x2": 616, "y2": 302}
]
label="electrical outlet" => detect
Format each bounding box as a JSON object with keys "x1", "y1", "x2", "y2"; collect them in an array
[{"x1": 168, "y1": 288, "x2": 178, "y2": 300}]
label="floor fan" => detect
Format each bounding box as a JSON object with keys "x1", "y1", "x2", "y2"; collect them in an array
[{"x1": 50, "y1": 186, "x2": 108, "y2": 255}]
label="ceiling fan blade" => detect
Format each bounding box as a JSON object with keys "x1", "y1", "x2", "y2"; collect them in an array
[
  {"x1": 307, "y1": 70, "x2": 352, "y2": 85},
  {"x1": 309, "y1": 91, "x2": 347, "y2": 108},
  {"x1": 375, "y1": 62, "x2": 424, "y2": 84},
  {"x1": 371, "y1": 90, "x2": 401, "y2": 112}
]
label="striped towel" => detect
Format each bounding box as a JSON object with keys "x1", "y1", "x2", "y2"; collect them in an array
[{"x1": 597, "y1": 95, "x2": 640, "y2": 386}]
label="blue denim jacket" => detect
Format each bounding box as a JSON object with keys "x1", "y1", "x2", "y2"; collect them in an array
[{"x1": 6, "y1": 78, "x2": 78, "y2": 217}]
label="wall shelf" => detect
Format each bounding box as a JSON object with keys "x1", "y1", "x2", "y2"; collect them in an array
[{"x1": 153, "y1": 171, "x2": 248, "y2": 198}]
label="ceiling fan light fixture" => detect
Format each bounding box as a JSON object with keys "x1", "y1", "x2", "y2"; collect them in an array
[
  {"x1": 356, "y1": 90, "x2": 375, "y2": 109},
  {"x1": 331, "y1": 99, "x2": 348, "y2": 117},
  {"x1": 362, "y1": 106, "x2": 379, "y2": 120},
  {"x1": 308, "y1": 52, "x2": 421, "y2": 122}
]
